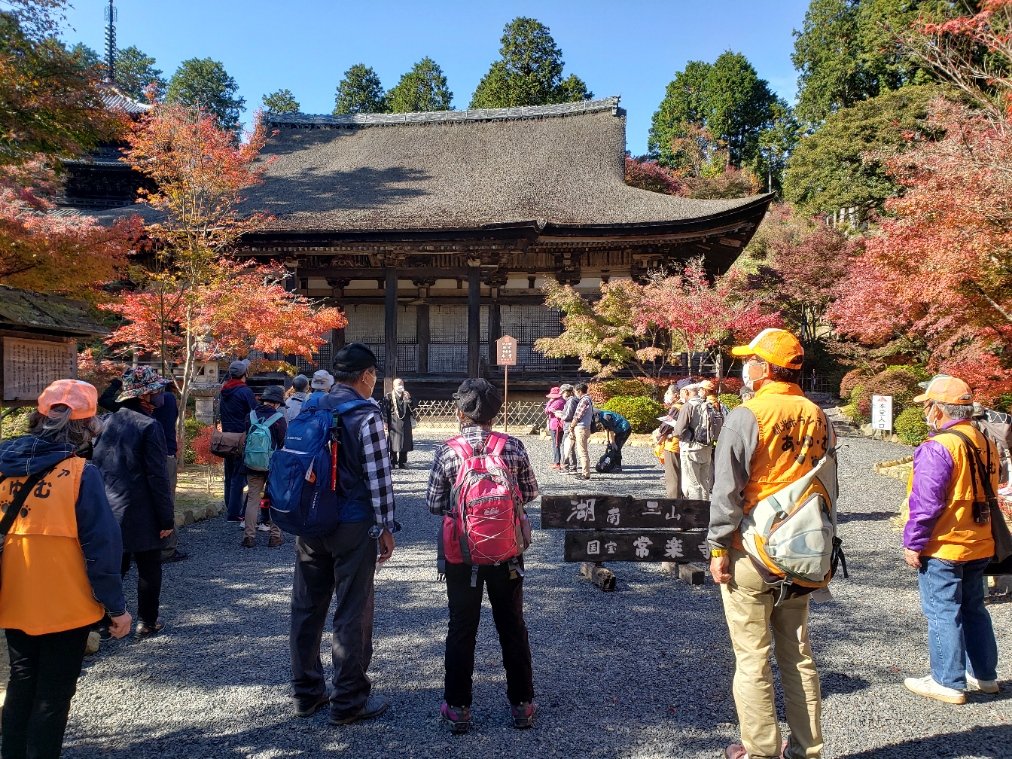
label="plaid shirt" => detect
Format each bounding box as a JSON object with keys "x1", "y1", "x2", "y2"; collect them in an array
[
  {"x1": 359, "y1": 402, "x2": 398, "y2": 532},
  {"x1": 426, "y1": 425, "x2": 539, "y2": 515}
]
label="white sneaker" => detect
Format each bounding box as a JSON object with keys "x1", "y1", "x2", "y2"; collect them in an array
[
  {"x1": 904, "y1": 675, "x2": 966, "y2": 704},
  {"x1": 966, "y1": 672, "x2": 1000, "y2": 693},
  {"x1": 239, "y1": 520, "x2": 246, "y2": 530},
  {"x1": 257, "y1": 523, "x2": 271, "y2": 533}
]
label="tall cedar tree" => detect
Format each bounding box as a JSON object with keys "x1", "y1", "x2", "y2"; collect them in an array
[
  {"x1": 386, "y1": 57, "x2": 452, "y2": 113},
  {"x1": 262, "y1": 88, "x2": 300, "y2": 114},
  {"x1": 333, "y1": 64, "x2": 386, "y2": 114},
  {"x1": 108, "y1": 103, "x2": 346, "y2": 439},
  {"x1": 792, "y1": 0, "x2": 952, "y2": 124},
  {"x1": 166, "y1": 57, "x2": 245, "y2": 133},
  {"x1": 469, "y1": 17, "x2": 591, "y2": 108}
]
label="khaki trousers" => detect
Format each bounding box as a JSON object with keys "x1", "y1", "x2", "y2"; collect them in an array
[
  {"x1": 573, "y1": 425, "x2": 591, "y2": 477},
  {"x1": 719, "y1": 550, "x2": 823, "y2": 759},
  {"x1": 245, "y1": 472, "x2": 281, "y2": 542},
  {"x1": 680, "y1": 443, "x2": 713, "y2": 500}
]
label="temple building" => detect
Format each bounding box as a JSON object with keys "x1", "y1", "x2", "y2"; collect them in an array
[
  {"x1": 62, "y1": 97, "x2": 772, "y2": 395},
  {"x1": 237, "y1": 98, "x2": 772, "y2": 394}
]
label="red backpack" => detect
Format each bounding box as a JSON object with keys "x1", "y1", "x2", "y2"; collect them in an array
[{"x1": 441, "y1": 432, "x2": 528, "y2": 567}]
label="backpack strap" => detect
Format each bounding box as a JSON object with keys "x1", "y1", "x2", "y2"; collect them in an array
[
  {"x1": 937, "y1": 428, "x2": 997, "y2": 521},
  {"x1": 263, "y1": 411, "x2": 284, "y2": 428},
  {"x1": 249, "y1": 409, "x2": 258, "y2": 426},
  {"x1": 485, "y1": 432, "x2": 508, "y2": 457}
]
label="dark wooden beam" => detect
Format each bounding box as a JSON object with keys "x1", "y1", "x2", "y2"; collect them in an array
[
  {"x1": 416, "y1": 304, "x2": 429, "y2": 375},
  {"x1": 541, "y1": 495, "x2": 709, "y2": 530},
  {"x1": 384, "y1": 265, "x2": 397, "y2": 392},
  {"x1": 467, "y1": 264, "x2": 480, "y2": 377}
]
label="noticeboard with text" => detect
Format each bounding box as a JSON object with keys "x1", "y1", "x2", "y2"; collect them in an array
[
  {"x1": 871, "y1": 394, "x2": 893, "y2": 432},
  {"x1": 2, "y1": 337, "x2": 76, "y2": 403},
  {"x1": 496, "y1": 335, "x2": 518, "y2": 366}
]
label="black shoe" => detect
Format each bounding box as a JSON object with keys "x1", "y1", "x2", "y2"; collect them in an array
[
  {"x1": 294, "y1": 691, "x2": 330, "y2": 718},
  {"x1": 329, "y1": 695, "x2": 389, "y2": 725},
  {"x1": 162, "y1": 550, "x2": 189, "y2": 563},
  {"x1": 135, "y1": 620, "x2": 164, "y2": 639},
  {"x1": 96, "y1": 622, "x2": 111, "y2": 640}
]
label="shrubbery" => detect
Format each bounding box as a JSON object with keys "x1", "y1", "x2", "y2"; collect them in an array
[
  {"x1": 895, "y1": 407, "x2": 929, "y2": 446},
  {"x1": 184, "y1": 417, "x2": 211, "y2": 466},
  {"x1": 588, "y1": 379, "x2": 657, "y2": 405},
  {"x1": 600, "y1": 395, "x2": 665, "y2": 433},
  {"x1": 839, "y1": 368, "x2": 872, "y2": 400},
  {"x1": 719, "y1": 393, "x2": 741, "y2": 412}
]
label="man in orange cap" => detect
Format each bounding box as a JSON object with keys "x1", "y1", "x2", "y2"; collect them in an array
[
  {"x1": 902, "y1": 375, "x2": 1000, "y2": 704},
  {"x1": 708, "y1": 328, "x2": 832, "y2": 759}
]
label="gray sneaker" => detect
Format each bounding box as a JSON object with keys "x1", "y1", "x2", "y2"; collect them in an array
[{"x1": 329, "y1": 695, "x2": 389, "y2": 725}]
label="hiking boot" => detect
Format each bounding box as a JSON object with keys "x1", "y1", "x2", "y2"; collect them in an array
[
  {"x1": 904, "y1": 675, "x2": 966, "y2": 704},
  {"x1": 966, "y1": 672, "x2": 1000, "y2": 694},
  {"x1": 135, "y1": 620, "x2": 164, "y2": 639},
  {"x1": 241, "y1": 536, "x2": 256, "y2": 548},
  {"x1": 510, "y1": 701, "x2": 537, "y2": 729},
  {"x1": 440, "y1": 702, "x2": 472, "y2": 734},
  {"x1": 329, "y1": 695, "x2": 389, "y2": 725},
  {"x1": 162, "y1": 550, "x2": 189, "y2": 563},
  {"x1": 268, "y1": 535, "x2": 284, "y2": 548},
  {"x1": 294, "y1": 691, "x2": 330, "y2": 718}
]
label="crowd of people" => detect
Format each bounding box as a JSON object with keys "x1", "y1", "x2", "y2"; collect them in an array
[{"x1": 0, "y1": 329, "x2": 1006, "y2": 759}]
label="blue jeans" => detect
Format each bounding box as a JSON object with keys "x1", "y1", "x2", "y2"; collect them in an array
[
  {"x1": 917, "y1": 556, "x2": 998, "y2": 689},
  {"x1": 223, "y1": 455, "x2": 247, "y2": 520}
]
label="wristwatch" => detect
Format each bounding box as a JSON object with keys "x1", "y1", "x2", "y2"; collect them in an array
[{"x1": 709, "y1": 546, "x2": 728, "y2": 558}]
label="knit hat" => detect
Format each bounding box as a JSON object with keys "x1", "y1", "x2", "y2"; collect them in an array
[
  {"x1": 260, "y1": 385, "x2": 285, "y2": 404},
  {"x1": 333, "y1": 343, "x2": 377, "y2": 374},
  {"x1": 227, "y1": 359, "x2": 249, "y2": 378},
  {"x1": 37, "y1": 379, "x2": 97, "y2": 420},
  {"x1": 453, "y1": 378, "x2": 502, "y2": 424},
  {"x1": 311, "y1": 370, "x2": 334, "y2": 391},
  {"x1": 116, "y1": 366, "x2": 170, "y2": 401}
]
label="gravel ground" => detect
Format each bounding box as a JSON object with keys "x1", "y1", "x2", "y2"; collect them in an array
[{"x1": 62, "y1": 430, "x2": 1011, "y2": 759}]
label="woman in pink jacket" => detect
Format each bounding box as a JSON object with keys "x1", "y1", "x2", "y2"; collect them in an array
[{"x1": 544, "y1": 386, "x2": 566, "y2": 470}]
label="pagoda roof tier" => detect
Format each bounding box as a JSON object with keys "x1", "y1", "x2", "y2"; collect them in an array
[{"x1": 244, "y1": 97, "x2": 772, "y2": 237}]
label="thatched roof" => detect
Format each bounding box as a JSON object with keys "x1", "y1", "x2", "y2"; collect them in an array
[
  {"x1": 247, "y1": 98, "x2": 770, "y2": 234},
  {"x1": 0, "y1": 286, "x2": 108, "y2": 337}
]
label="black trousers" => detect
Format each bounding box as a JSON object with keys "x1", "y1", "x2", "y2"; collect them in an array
[
  {"x1": 2, "y1": 625, "x2": 91, "y2": 759},
  {"x1": 290, "y1": 522, "x2": 376, "y2": 717},
  {"x1": 443, "y1": 561, "x2": 534, "y2": 707},
  {"x1": 393, "y1": 451, "x2": 408, "y2": 466},
  {"x1": 121, "y1": 549, "x2": 162, "y2": 627}
]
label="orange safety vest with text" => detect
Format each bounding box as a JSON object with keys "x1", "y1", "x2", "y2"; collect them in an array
[
  {"x1": 0, "y1": 456, "x2": 105, "y2": 635},
  {"x1": 906, "y1": 422, "x2": 997, "y2": 562},
  {"x1": 733, "y1": 381, "x2": 831, "y2": 549}
]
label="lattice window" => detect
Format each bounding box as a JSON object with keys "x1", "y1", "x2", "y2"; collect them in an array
[{"x1": 501, "y1": 305, "x2": 564, "y2": 371}]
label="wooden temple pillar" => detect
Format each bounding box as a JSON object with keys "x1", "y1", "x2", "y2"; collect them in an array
[
  {"x1": 485, "y1": 269, "x2": 507, "y2": 367},
  {"x1": 467, "y1": 259, "x2": 481, "y2": 377},
  {"x1": 384, "y1": 261, "x2": 398, "y2": 393},
  {"x1": 412, "y1": 278, "x2": 434, "y2": 375}
]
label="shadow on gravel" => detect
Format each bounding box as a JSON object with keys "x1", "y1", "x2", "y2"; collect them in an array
[
  {"x1": 835, "y1": 724, "x2": 1012, "y2": 758},
  {"x1": 819, "y1": 671, "x2": 871, "y2": 696},
  {"x1": 837, "y1": 511, "x2": 897, "y2": 524}
]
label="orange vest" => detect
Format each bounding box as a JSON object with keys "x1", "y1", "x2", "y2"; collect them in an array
[
  {"x1": 0, "y1": 457, "x2": 105, "y2": 635},
  {"x1": 733, "y1": 382, "x2": 830, "y2": 549},
  {"x1": 907, "y1": 423, "x2": 997, "y2": 562}
]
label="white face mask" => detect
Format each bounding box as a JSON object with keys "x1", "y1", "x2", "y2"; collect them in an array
[{"x1": 742, "y1": 360, "x2": 765, "y2": 391}]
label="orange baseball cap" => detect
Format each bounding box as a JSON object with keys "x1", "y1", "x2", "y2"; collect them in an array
[
  {"x1": 37, "y1": 379, "x2": 98, "y2": 420},
  {"x1": 730, "y1": 328, "x2": 804, "y2": 370},
  {"x1": 912, "y1": 375, "x2": 973, "y2": 405}
]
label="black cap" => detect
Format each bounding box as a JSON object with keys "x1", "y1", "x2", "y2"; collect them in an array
[
  {"x1": 453, "y1": 378, "x2": 502, "y2": 424},
  {"x1": 333, "y1": 343, "x2": 377, "y2": 373},
  {"x1": 261, "y1": 385, "x2": 285, "y2": 404}
]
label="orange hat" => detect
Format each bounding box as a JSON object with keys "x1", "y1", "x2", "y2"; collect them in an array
[
  {"x1": 730, "y1": 328, "x2": 804, "y2": 370},
  {"x1": 37, "y1": 379, "x2": 98, "y2": 420},
  {"x1": 912, "y1": 375, "x2": 973, "y2": 405}
]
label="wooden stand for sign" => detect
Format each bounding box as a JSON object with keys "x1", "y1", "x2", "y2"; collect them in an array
[{"x1": 579, "y1": 562, "x2": 616, "y2": 592}]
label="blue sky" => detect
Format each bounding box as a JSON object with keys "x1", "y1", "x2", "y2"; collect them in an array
[{"x1": 62, "y1": 0, "x2": 811, "y2": 156}]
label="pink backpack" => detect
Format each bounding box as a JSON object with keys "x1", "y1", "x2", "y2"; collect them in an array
[{"x1": 441, "y1": 432, "x2": 528, "y2": 566}]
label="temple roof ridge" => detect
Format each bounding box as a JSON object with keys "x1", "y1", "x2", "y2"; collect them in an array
[{"x1": 267, "y1": 97, "x2": 622, "y2": 129}]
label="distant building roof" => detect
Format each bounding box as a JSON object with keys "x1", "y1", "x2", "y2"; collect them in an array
[
  {"x1": 243, "y1": 97, "x2": 770, "y2": 234},
  {"x1": 100, "y1": 85, "x2": 151, "y2": 115},
  {"x1": 0, "y1": 286, "x2": 108, "y2": 338}
]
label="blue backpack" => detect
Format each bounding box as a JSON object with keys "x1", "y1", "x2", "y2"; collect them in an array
[
  {"x1": 267, "y1": 396, "x2": 372, "y2": 537},
  {"x1": 243, "y1": 410, "x2": 284, "y2": 471}
]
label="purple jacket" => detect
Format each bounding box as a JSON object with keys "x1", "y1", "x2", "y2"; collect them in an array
[
  {"x1": 903, "y1": 421, "x2": 960, "y2": 552},
  {"x1": 545, "y1": 398, "x2": 565, "y2": 432}
]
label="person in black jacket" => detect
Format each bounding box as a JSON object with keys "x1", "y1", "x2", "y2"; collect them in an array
[
  {"x1": 92, "y1": 367, "x2": 176, "y2": 638},
  {"x1": 242, "y1": 385, "x2": 287, "y2": 548},
  {"x1": 219, "y1": 360, "x2": 257, "y2": 522}
]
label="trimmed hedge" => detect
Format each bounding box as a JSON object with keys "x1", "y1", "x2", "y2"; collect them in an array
[
  {"x1": 895, "y1": 407, "x2": 929, "y2": 446},
  {"x1": 600, "y1": 395, "x2": 666, "y2": 433},
  {"x1": 839, "y1": 368, "x2": 872, "y2": 401}
]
